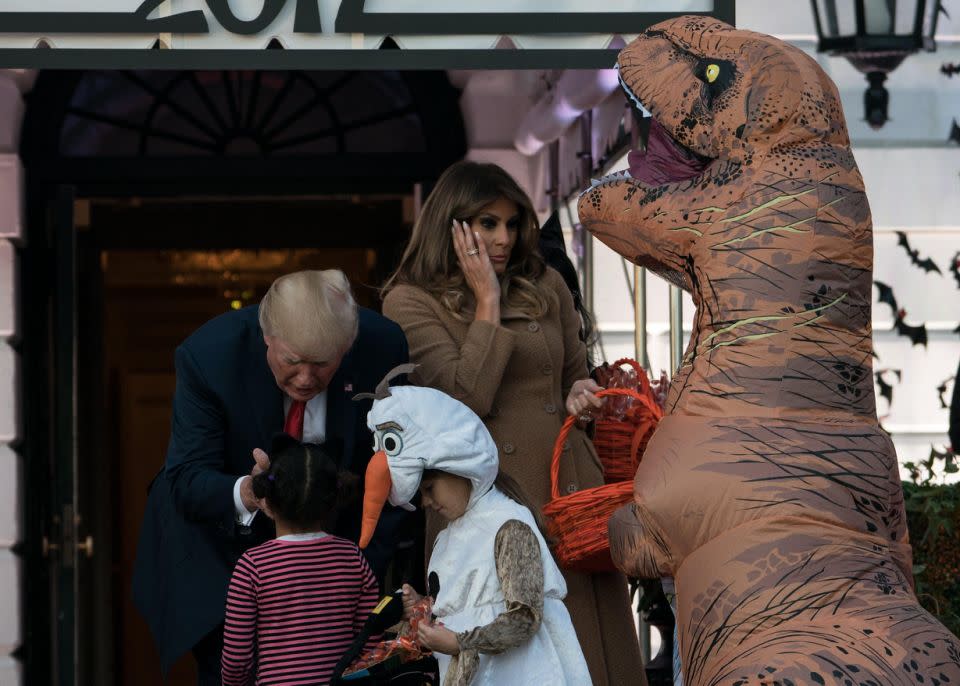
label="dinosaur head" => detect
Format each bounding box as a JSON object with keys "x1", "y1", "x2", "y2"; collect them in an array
[{"x1": 618, "y1": 15, "x2": 848, "y2": 173}]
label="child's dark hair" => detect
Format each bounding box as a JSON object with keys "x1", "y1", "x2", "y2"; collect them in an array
[
  {"x1": 252, "y1": 434, "x2": 360, "y2": 528},
  {"x1": 421, "y1": 468, "x2": 553, "y2": 544}
]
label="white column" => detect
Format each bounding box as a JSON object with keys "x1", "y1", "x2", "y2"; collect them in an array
[{"x1": 0, "y1": 68, "x2": 28, "y2": 686}]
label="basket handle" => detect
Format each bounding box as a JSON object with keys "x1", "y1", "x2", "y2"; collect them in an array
[
  {"x1": 550, "y1": 387, "x2": 661, "y2": 501},
  {"x1": 610, "y1": 357, "x2": 652, "y2": 397}
]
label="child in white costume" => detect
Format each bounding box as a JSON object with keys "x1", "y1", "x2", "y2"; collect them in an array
[{"x1": 357, "y1": 367, "x2": 591, "y2": 686}]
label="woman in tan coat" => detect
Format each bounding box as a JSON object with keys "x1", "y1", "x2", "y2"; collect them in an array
[{"x1": 382, "y1": 160, "x2": 645, "y2": 686}]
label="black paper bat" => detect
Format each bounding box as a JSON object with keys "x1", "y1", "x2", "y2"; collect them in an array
[
  {"x1": 874, "y1": 368, "x2": 902, "y2": 407},
  {"x1": 950, "y1": 119, "x2": 960, "y2": 145},
  {"x1": 894, "y1": 317, "x2": 929, "y2": 347},
  {"x1": 950, "y1": 251, "x2": 960, "y2": 289},
  {"x1": 874, "y1": 280, "x2": 899, "y2": 317},
  {"x1": 895, "y1": 231, "x2": 942, "y2": 274},
  {"x1": 937, "y1": 376, "x2": 955, "y2": 409},
  {"x1": 873, "y1": 281, "x2": 929, "y2": 347},
  {"x1": 943, "y1": 63, "x2": 960, "y2": 77}
]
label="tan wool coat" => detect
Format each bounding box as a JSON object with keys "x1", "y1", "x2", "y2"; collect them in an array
[{"x1": 383, "y1": 267, "x2": 646, "y2": 686}]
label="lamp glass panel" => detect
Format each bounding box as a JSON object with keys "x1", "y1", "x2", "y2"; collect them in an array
[
  {"x1": 863, "y1": 0, "x2": 896, "y2": 34},
  {"x1": 919, "y1": 0, "x2": 939, "y2": 39},
  {"x1": 814, "y1": 0, "x2": 858, "y2": 37}
]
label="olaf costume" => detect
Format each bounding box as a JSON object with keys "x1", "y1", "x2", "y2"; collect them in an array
[{"x1": 359, "y1": 375, "x2": 590, "y2": 686}]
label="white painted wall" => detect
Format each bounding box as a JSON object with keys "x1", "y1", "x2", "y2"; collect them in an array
[{"x1": 0, "y1": 69, "x2": 25, "y2": 686}]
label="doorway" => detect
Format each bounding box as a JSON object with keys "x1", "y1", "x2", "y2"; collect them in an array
[
  {"x1": 96, "y1": 195, "x2": 406, "y2": 685},
  {"x1": 18, "y1": 67, "x2": 464, "y2": 685},
  {"x1": 87, "y1": 194, "x2": 410, "y2": 685}
]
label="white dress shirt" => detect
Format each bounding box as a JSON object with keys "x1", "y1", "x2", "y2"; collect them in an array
[{"x1": 233, "y1": 391, "x2": 328, "y2": 524}]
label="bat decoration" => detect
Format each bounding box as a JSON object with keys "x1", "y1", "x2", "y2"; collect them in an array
[
  {"x1": 873, "y1": 281, "x2": 930, "y2": 347},
  {"x1": 895, "y1": 231, "x2": 942, "y2": 275},
  {"x1": 874, "y1": 368, "x2": 902, "y2": 408},
  {"x1": 874, "y1": 280, "x2": 898, "y2": 316},
  {"x1": 937, "y1": 376, "x2": 955, "y2": 410},
  {"x1": 950, "y1": 251, "x2": 960, "y2": 289},
  {"x1": 950, "y1": 119, "x2": 960, "y2": 145},
  {"x1": 894, "y1": 315, "x2": 929, "y2": 347},
  {"x1": 942, "y1": 63, "x2": 960, "y2": 77}
]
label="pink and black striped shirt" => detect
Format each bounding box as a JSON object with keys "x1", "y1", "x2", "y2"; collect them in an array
[{"x1": 222, "y1": 533, "x2": 379, "y2": 685}]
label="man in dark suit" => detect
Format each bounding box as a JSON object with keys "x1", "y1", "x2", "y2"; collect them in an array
[{"x1": 132, "y1": 270, "x2": 411, "y2": 684}]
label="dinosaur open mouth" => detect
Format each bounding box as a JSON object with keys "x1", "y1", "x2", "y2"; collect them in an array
[
  {"x1": 616, "y1": 72, "x2": 710, "y2": 185},
  {"x1": 628, "y1": 115, "x2": 710, "y2": 185}
]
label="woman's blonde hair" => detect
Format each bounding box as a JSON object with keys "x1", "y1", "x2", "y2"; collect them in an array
[
  {"x1": 259, "y1": 270, "x2": 358, "y2": 361},
  {"x1": 383, "y1": 160, "x2": 549, "y2": 318}
]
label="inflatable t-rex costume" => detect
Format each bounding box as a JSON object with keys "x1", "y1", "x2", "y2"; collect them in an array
[{"x1": 578, "y1": 16, "x2": 960, "y2": 685}]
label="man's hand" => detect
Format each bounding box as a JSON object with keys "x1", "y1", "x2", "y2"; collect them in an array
[
  {"x1": 417, "y1": 619, "x2": 460, "y2": 655},
  {"x1": 239, "y1": 448, "x2": 271, "y2": 512}
]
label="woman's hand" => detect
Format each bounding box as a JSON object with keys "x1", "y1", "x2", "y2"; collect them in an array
[
  {"x1": 452, "y1": 219, "x2": 500, "y2": 323},
  {"x1": 566, "y1": 378, "x2": 605, "y2": 421},
  {"x1": 401, "y1": 583, "x2": 422, "y2": 620},
  {"x1": 417, "y1": 619, "x2": 461, "y2": 655}
]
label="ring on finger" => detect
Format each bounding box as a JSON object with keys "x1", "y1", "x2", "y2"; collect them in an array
[{"x1": 466, "y1": 248, "x2": 479, "y2": 256}]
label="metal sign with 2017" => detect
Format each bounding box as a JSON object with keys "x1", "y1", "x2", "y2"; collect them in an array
[{"x1": 0, "y1": 0, "x2": 734, "y2": 69}]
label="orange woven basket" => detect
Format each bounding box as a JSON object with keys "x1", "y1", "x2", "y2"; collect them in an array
[
  {"x1": 593, "y1": 359, "x2": 664, "y2": 484},
  {"x1": 543, "y1": 387, "x2": 662, "y2": 573}
]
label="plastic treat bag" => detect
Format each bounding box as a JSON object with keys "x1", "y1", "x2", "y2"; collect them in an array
[{"x1": 342, "y1": 595, "x2": 434, "y2": 678}]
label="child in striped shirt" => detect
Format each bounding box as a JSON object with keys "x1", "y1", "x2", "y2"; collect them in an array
[{"x1": 221, "y1": 435, "x2": 380, "y2": 686}]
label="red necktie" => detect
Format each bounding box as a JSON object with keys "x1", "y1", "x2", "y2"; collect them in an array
[{"x1": 284, "y1": 400, "x2": 306, "y2": 441}]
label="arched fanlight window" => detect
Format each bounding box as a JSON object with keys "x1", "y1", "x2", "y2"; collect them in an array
[
  {"x1": 20, "y1": 68, "x2": 466, "y2": 188},
  {"x1": 58, "y1": 70, "x2": 426, "y2": 157}
]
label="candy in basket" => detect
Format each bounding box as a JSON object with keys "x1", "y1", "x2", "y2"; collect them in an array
[{"x1": 591, "y1": 359, "x2": 666, "y2": 483}]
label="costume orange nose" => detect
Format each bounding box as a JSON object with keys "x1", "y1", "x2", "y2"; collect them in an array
[{"x1": 359, "y1": 450, "x2": 391, "y2": 549}]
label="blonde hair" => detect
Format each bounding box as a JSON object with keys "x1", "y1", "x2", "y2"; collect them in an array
[
  {"x1": 259, "y1": 270, "x2": 358, "y2": 361},
  {"x1": 383, "y1": 160, "x2": 549, "y2": 319}
]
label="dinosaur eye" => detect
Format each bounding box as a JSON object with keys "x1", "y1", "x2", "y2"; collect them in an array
[
  {"x1": 706, "y1": 64, "x2": 720, "y2": 83},
  {"x1": 381, "y1": 430, "x2": 403, "y2": 457}
]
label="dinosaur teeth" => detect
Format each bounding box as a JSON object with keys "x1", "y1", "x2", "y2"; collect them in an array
[
  {"x1": 617, "y1": 67, "x2": 652, "y2": 119},
  {"x1": 586, "y1": 170, "x2": 632, "y2": 190}
]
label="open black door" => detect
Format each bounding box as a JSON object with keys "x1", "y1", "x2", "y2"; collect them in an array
[{"x1": 39, "y1": 185, "x2": 97, "y2": 685}]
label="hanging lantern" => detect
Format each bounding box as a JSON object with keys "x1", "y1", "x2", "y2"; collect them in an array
[{"x1": 810, "y1": 0, "x2": 942, "y2": 128}]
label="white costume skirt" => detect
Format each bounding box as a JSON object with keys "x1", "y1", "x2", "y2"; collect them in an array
[{"x1": 435, "y1": 596, "x2": 591, "y2": 685}]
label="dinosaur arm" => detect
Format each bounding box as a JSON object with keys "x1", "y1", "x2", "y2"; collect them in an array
[
  {"x1": 577, "y1": 176, "x2": 710, "y2": 293},
  {"x1": 608, "y1": 502, "x2": 674, "y2": 579}
]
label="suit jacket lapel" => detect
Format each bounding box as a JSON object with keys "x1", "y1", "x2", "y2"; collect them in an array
[
  {"x1": 246, "y1": 324, "x2": 284, "y2": 455},
  {"x1": 327, "y1": 348, "x2": 358, "y2": 470}
]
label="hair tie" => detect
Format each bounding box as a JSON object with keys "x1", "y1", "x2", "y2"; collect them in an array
[{"x1": 268, "y1": 474, "x2": 275, "y2": 481}]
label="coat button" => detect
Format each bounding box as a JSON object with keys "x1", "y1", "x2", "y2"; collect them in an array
[
  {"x1": 527, "y1": 322, "x2": 540, "y2": 333},
  {"x1": 541, "y1": 364, "x2": 553, "y2": 375},
  {"x1": 544, "y1": 403, "x2": 557, "y2": 414},
  {"x1": 566, "y1": 483, "x2": 578, "y2": 494},
  {"x1": 503, "y1": 443, "x2": 515, "y2": 455},
  {"x1": 562, "y1": 443, "x2": 572, "y2": 452}
]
